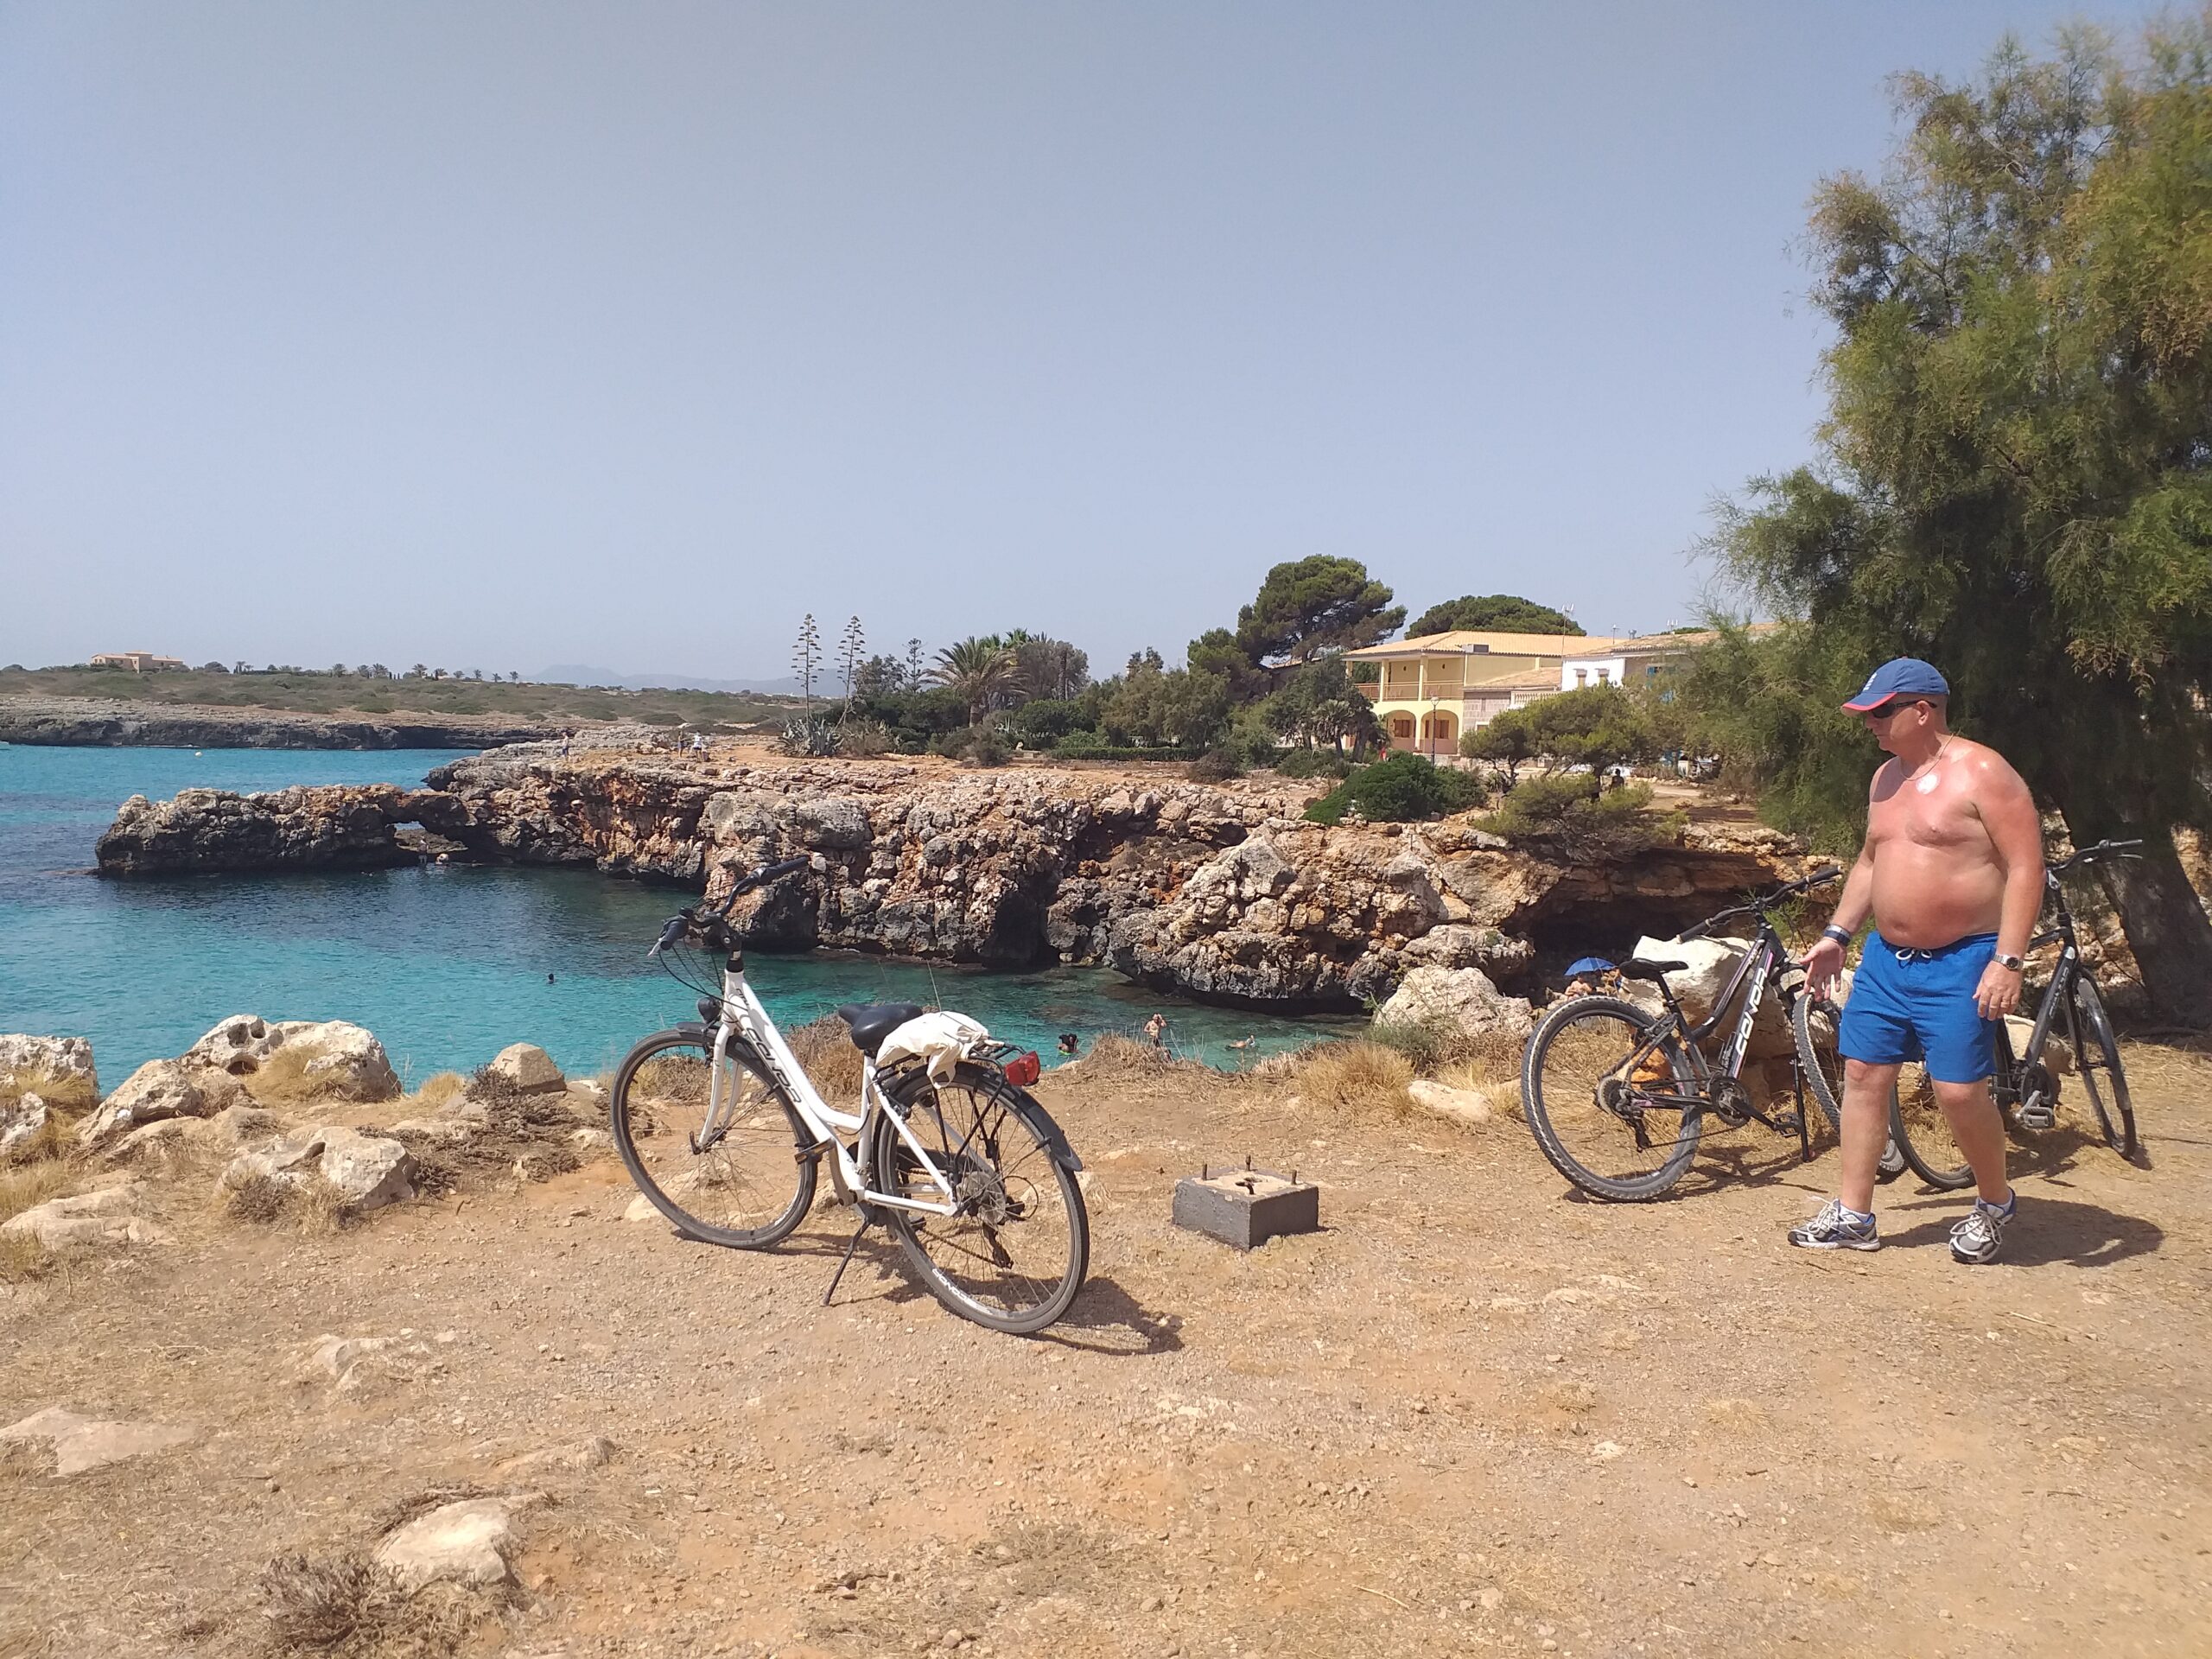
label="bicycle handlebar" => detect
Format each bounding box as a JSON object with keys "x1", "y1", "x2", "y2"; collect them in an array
[
  {"x1": 2051, "y1": 838, "x2": 2143, "y2": 877},
  {"x1": 648, "y1": 855, "x2": 820, "y2": 957},
  {"x1": 1678, "y1": 866, "x2": 1842, "y2": 939}
]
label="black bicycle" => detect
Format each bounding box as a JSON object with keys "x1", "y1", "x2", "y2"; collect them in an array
[
  {"x1": 1885, "y1": 839, "x2": 2141, "y2": 1187},
  {"x1": 1519, "y1": 868, "x2": 1888, "y2": 1201}
]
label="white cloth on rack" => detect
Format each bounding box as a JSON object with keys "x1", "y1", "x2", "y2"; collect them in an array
[{"x1": 874, "y1": 1011, "x2": 992, "y2": 1083}]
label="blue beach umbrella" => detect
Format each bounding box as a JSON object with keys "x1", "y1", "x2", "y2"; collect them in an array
[{"x1": 1564, "y1": 957, "x2": 1616, "y2": 979}]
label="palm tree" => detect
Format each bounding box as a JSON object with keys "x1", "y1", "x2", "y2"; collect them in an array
[{"x1": 931, "y1": 637, "x2": 1018, "y2": 725}]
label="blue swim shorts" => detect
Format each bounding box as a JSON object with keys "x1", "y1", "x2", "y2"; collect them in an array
[{"x1": 1837, "y1": 931, "x2": 1999, "y2": 1084}]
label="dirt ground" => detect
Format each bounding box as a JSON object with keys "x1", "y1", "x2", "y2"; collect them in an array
[{"x1": 3, "y1": 1042, "x2": 2209, "y2": 1659}]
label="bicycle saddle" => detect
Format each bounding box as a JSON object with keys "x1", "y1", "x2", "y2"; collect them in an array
[
  {"x1": 1618, "y1": 959, "x2": 1688, "y2": 982},
  {"x1": 835, "y1": 1001, "x2": 926, "y2": 1055}
]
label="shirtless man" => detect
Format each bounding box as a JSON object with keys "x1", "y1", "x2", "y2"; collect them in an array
[{"x1": 1791, "y1": 658, "x2": 2046, "y2": 1263}]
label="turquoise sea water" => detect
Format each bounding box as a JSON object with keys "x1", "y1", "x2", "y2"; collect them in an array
[{"x1": 0, "y1": 745, "x2": 1354, "y2": 1085}]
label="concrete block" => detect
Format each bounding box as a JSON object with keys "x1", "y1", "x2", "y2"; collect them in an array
[{"x1": 1172, "y1": 1166, "x2": 1319, "y2": 1250}]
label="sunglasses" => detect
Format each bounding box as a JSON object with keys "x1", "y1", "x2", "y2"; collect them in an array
[{"x1": 1862, "y1": 698, "x2": 1929, "y2": 722}]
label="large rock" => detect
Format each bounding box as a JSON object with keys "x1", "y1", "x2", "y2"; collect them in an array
[
  {"x1": 183, "y1": 1015, "x2": 400, "y2": 1102},
  {"x1": 1407, "y1": 1077, "x2": 1497, "y2": 1128},
  {"x1": 0, "y1": 1094, "x2": 49, "y2": 1160},
  {"x1": 374, "y1": 1495, "x2": 542, "y2": 1592},
  {"x1": 295, "y1": 1332, "x2": 433, "y2": 1397},
  {"x1": 0, "y1": 1034, "x2": 97, "y2": 1100},
  {"x1": 1373, "y1": 966, "x2": 1535, "y2": 1046},
  {"x1": 482, "y1": 1043, "x2": 564, "y2": 1094},
  {"x1": 1624, "y1": 936, "x2": 1842, "y2": 1063},
  {"x1": 221, "y1": 1125, "x2": 416, "y2": 1212},
  {"x1": 76, "y1": 1059, "x2": 248, "y2": 1152},
  {"x1": 0, "y1": 1406, "x2": 194, "y2": 1477},
  {"x1": 0, "y1": 1183, "x2": 171, "y2": 1250}
]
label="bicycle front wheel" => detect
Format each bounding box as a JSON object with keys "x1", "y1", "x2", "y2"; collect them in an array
[
  {"x1": 1789, "y1": 992, "x2": 1905, "y2": 1179},
  {"x1": 872, "y1": 1061, "x2": 1088, "y2": 1334},
  {"x1": 611, "y1": 1029, "x2": 818, "y2": 1248},
  {"x1": 1520, "y1": 995, "x2": 1703, "y2": 1201},
  {"x1": 1887, "y1": 1057, "x2": 1974, "y2": 1190},
  {"x1": 2068, "y1": 978, "x2": 2137, "y2": 1157}
]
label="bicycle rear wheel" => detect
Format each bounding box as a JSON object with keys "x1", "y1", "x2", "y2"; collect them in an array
[
  {"x1": 2068, "y1": 978, "x2": 2137, "y2": 1157},
  {"x1": 872, "y1": 1061, "x2": 1088, "y2": 1335},
  {"x1": 1519, "y1": 995, "x2": 1703, "y2": 1201},
  {"x1": 611, "y1": 1029, "x2": 817, "y2": 1248},
  {"x1": 1887, "y1": 1057, "x2": 1974, "y2": 1190}
]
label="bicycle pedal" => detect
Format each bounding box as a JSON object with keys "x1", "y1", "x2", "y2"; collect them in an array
[
  {"x1": 2017, "y1": 1103, "x2": 2056, "y2": 1131},
  {"x1": 1774, "y1": 1112, "x2": 1803, "y2": 1135}
]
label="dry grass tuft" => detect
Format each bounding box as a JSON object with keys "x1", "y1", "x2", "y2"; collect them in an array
[
  {"x1": 1288, "y1": 1040, "x2": 1418, "y2": 1116},
  {"x1": 0, "y1": 1230, "x2": 58, "y2": 1285},
  {"x1": 786, "y1": 1016, "x2": 866, "y2": 1100},
  {"x1": 218, "y1": 1171, "x2": 349, "y2": 1234},
  {"x1": 1433, "y1": 1054, "x2": 1521, "y2": 1120},
  {"x1": 411, "y1": 1071, "x2": 467, "y2": 1111},
  {"x1": 257, "y1": 1550, "x2": 484, "y2": 1657},
  {"x1": 0, "y1": 1109, "x2": 75, "y2": 1169},
  {"x1": 0, "y1": 1160, "x2": 76, "y2": 1226},
  {"x1": 238, "y1": 1045, "x2": 327, "y2": 1107},
  {"x1": 1058, "y1": 1033, "x2": 1211, "y2": 1084},
  {"x1": 0, "y1": 1065, "x2": 98, "y2": 1114}
]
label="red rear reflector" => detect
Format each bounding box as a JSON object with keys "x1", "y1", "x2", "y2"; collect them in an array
[{"x1": 1002, "y1": 1051, "x2": 1040, "y2": 1086}]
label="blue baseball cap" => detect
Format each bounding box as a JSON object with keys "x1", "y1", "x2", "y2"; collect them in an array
[{"x1": 1842, "y1": 657, "x2": 1949, "y2": 712}]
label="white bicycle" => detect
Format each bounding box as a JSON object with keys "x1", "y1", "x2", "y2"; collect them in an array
[{"x1": 611, "y1": 855, "x2": 1090, "y2": 1334}]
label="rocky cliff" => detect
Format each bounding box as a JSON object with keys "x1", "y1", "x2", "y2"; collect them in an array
[
  {"x1": 0, "y1": 694, "x2": 558, "y2": 750},
  {"x1": 97, "y1": 747, "x2": 1809, "y2": 1007}
]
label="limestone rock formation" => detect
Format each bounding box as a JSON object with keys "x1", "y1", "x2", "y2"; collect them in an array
[
  {"x1": 0, "y1": 1094, "x2": 49, "y2": 1159},
  {"x1": 183, "y1": 1015, "x2": 401, "y2": 1102},
  {"x1": 77, "y1": 1059, "x2": 249, "y2": 1152},
  {"x1": 1406, "y1": 1077, "x2": 1497, "y2": 1128},
  {"x1": 0, "y1": 1405, "x2": 194, "y2": 1477},
  {"x1": 374, "y1": 1494, "x2": 543, "y2": 1592},
  {"x1": 95, "y1": 753, "x2": 1810, "y2": 1010},
  {"x1": 0, "y1": 1033, "x2": 98, "y2": 1099},
  {"x1": 221, "y1": 1125, "x2": 417, "y2": 1212},
  {"x1": 483, "y1": 1043, "x2": 564, "y2": 1094},
  {"x1": 1, "y1": 1184, "x2": 171, "y2": 1250},
  {"x1": 1373, "y1": 967, "x2": 1535, "y2": 1046}
]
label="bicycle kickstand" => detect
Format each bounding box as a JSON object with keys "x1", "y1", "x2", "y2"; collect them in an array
[{"x1": 822, "y1": 1212, "x2": 876, "y2": 1308}]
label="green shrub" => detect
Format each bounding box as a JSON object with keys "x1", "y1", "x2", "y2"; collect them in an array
[
  {"x1": 1476, "y1": 774, "x2": 1682, "y2": 855},
  {"x1": 1009, "y1": 698, "x2": 1085, "y2": 744},
  {"x1": 931, "y1": 725, "x2": 1011, "y2": 766},
  {"x1": 835, "y1": 718, "x2": 893, "y2": 758},
  {"x1": 1187, "y1": 748, "x2": 1243, "y2": 782},
  {"x1": 1304, "y1": 753, "x2": 1486, "y2": 825},
  {"x1": 772, "y1": 715, "x2": 837, "y2": 757},
  {"x1": 1052, "y1": 734, "x2": 1198, "y2": 761},
  {"x1": 1273, "y1": 747, "x2": 1353, "y2": 781}
]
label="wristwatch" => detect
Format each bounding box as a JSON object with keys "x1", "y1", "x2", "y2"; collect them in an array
[
  {"x1": 1993, "y1": 951, "x2": 2025, "y2": 972},
  {"x1": 1820, "y1": 924, "x2": 1853, "y2": 947}
]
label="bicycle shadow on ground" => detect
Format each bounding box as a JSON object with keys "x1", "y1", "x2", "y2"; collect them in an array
[
  {"x1": 1880, "y1": 1193, "x2": 2163, "y2": 1268},
  {"x1": 743, "y1": 1225, "x2": 1181, "y2": 1351},
  {"x1": 2000, "y1": 1121, "x2": 2156, "y2": 1178}
]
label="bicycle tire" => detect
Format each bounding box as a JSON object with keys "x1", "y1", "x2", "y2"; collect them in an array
[
  {"x1": 611, "y1": 1028, "x2": 817, "y2": 1248},
  {"x1": 1519, "y1": 995, "x2": 1704, "y2": 1201},
  {"x1": 2068, "y1": 977, "x2": 2138, "y2": 1158},
  {"x1": 1789, "y1": 991, "x2": 1906, "y2": 1179},
  {"x1": 872, "y1": 1061, "x2": 1089, "y2": 1335},
  {"x1": 1886, "y1": 1034, "x2": 1976, "y2": 1192}
]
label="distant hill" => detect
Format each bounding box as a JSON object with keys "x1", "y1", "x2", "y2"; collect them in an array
[{"x1": 537, "y1": 664, "x2": 803, "y2": 696}]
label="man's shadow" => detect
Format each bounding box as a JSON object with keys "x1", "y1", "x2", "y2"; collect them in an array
[{"x1": 1883, "y1": 1192, "x2": 2162, "y2": 1267}]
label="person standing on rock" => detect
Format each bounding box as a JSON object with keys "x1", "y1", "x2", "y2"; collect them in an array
[{"x1": 1792, "y1": 658, "x2": 2045, "y2": 1264}]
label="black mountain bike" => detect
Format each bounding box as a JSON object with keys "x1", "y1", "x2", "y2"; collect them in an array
[
  {"x1": 1519, "y1": 868, "x2": 1885, "y2": 1201},
  {"x1": 1885, "y1": 839, "x2": 2141, "y2": 1187}
]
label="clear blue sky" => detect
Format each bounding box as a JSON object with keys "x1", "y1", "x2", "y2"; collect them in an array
[{"x1": 0, "y1": 2, "x2": 2152, "y2": 681}]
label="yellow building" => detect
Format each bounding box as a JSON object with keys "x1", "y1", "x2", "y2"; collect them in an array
[{"x1": 1344, "y1": 630, "x2": 1636, "y2": 755}]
